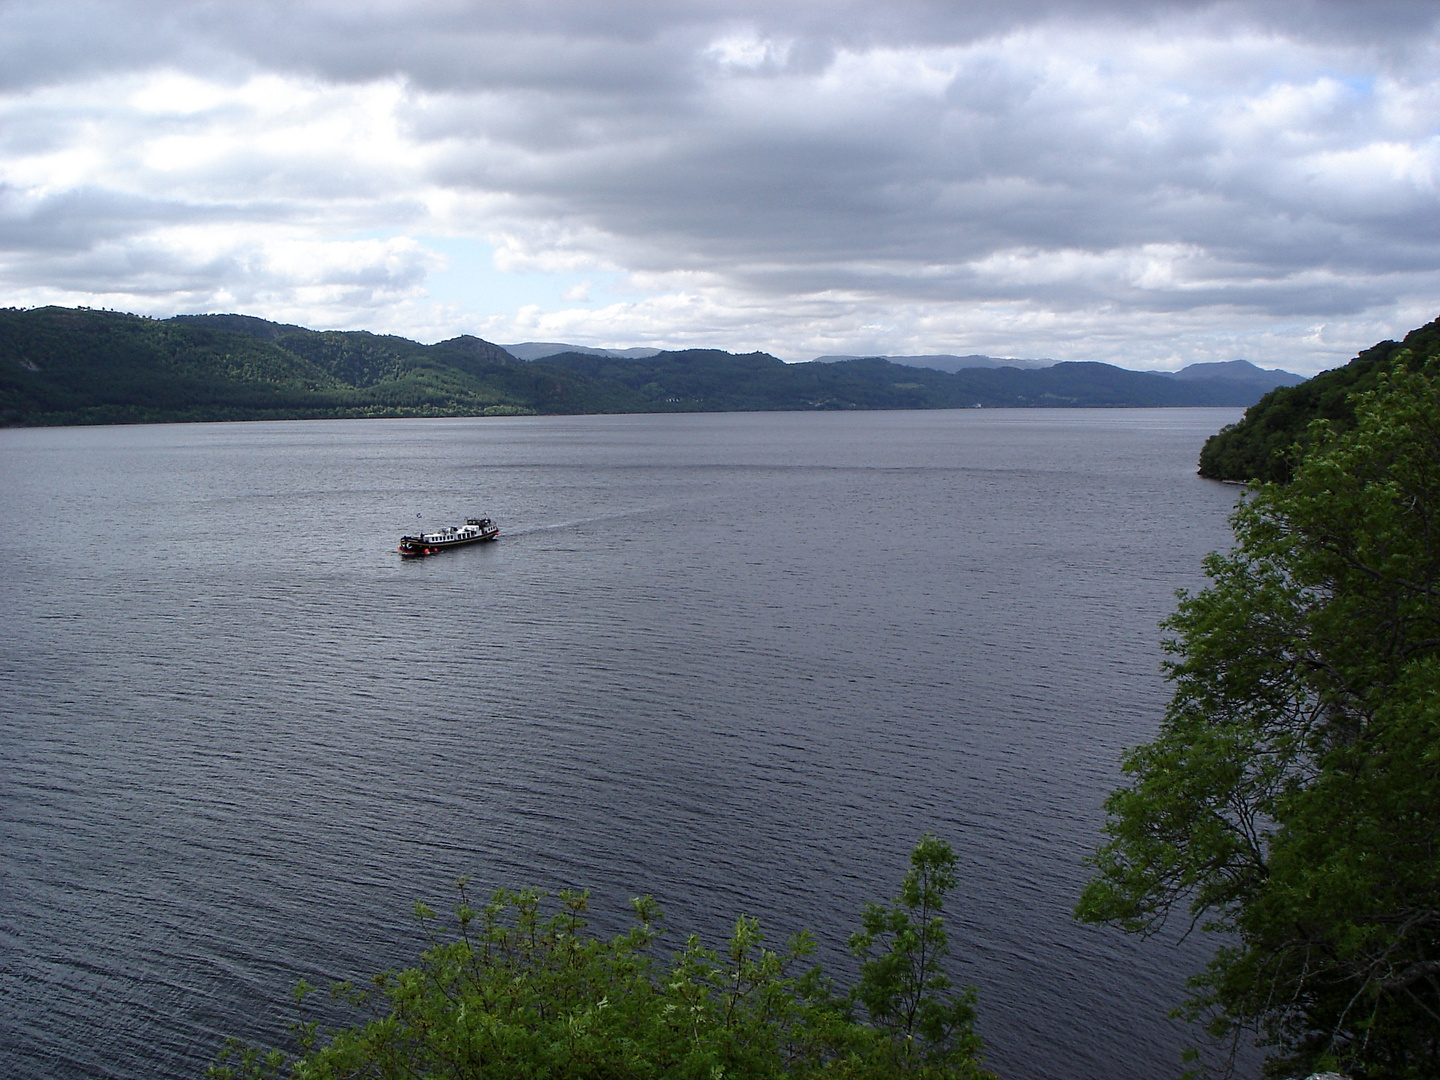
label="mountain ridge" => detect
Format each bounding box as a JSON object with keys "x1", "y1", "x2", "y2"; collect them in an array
[
  {"x1": 1, "y1": 307, "x2": 1300, "y2": 427},
  {"x1": 814, "y1": 351, "x2": 1304, "y2": 389}
]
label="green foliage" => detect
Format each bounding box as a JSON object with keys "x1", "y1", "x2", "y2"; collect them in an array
[
  {"x1": 1078, "y1": 364, "x2": 1440, "y2": 1078},
  {"x1": 1197, "y1": 316, "x2": 1440, "y2": 483},
  {"x1": 208, "y1": 840, "x2": 992, "y2": 1080},
  {"x1": 849, "y1": 836, "x2": 987, "y2": 1079}
]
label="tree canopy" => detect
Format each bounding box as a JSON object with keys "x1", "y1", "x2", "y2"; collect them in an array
[
  {"x1": 209, "y1": 837, "x2": 992, "y2": 1080},
  {"x1": 1078, "y1": 364, "x2": 1440, "y2": 1077},
  {"x1": 1197, "y1": 316, "x2": 1440, "y2": 484}
]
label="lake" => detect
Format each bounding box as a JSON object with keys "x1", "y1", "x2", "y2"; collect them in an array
[{"x1": 0, "y1": 408, "x2": 1251, "y2": 1079}]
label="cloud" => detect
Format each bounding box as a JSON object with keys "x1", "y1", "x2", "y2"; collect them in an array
[{"x1": 1, "y1": 0, "x2": 1438, "y2": 370}]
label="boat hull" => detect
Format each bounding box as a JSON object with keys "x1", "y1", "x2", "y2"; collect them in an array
[{"x1": 398, "y1": 518, "x2": 499, "y2": 557}]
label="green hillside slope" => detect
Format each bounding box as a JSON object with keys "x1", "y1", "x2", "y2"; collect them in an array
[
  {"x1": 0, "y1": 307, "x2": 349, "y2": 425},
  {"x1": 1198, "y1": 315, "x2": 1440, "y2": 482},
  {"x1": 0, "y1": 307, "x2": 601, "y2": 424}
]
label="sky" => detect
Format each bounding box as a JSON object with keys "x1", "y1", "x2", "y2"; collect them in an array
[{"x1": 2, "y1": 1, "x2": 1439, "y2": 373}]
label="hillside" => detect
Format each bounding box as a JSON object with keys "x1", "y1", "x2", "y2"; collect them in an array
[
  {"x1": 1197, "y1": 315, "x2": 1440, "y2": 482},
  {"x1": 0, "y1": 307, "x2": 618, "y2": 425},
  {"x1": 2, "y1": 307, "x2": 1286, "y2": 427}
]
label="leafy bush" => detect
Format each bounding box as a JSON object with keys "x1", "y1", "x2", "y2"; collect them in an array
[{"x1": 209, "y1": 837, "x2": 992, "y2": 1080}]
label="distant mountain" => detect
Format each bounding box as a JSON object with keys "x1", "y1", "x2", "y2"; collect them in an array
[
  {"x1": 1168, "y1": 358, "x2": 1305, "y2": 390},
  {"x1": 814, "y1": 353, "x2": 1055, "y2": 372},
  {"x1": 819, "y1": 353, "x2": 1306, "y2": 388},
  {"x1": 0, "y1": 307, "x2": 1292, "y2": 427},
  {"x1": 504, "y1": 342, "x2": 663, "y2": 361},
  {"x1": 533, "y1": 351, "x2": 1282, "y2": 410}
]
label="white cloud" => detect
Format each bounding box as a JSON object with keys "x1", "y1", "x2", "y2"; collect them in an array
[{"x1": 706, "y1": 31, "x2": 795, "y2": 72}]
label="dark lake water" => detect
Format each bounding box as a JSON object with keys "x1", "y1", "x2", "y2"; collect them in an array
[{"x1": 1, "y1": 408, "x2": 1252, "y2": 1080}]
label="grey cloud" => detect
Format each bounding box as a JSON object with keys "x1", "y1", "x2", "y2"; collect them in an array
[
  {"x1": 1, "y1": 0, "x2": 1438, "y2": 365},
  {"x1": 0, "y1": 237, "x2": 433, "y2": 310},
  {"x1": 0, "y1": 242, "x2": 246, "y2": 295},
  {"x1": 0, "y1": 186, "x2": 191, "y2": 253},
  {"x1": 6, "y1": 1, "x2": 1438, "y2": 91},
  {"x1": 0, "y1": 182, "x2": 423, "y2": 258},
  {"x1": 0, "y1": 184, "x2": 433, "y2": 308},
  {"x1": 413, "y1": 52, "x2": 1435, "y2": 309}
]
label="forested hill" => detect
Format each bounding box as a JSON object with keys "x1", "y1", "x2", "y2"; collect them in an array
[
  {"x1": 522, "y1": 350, "x2": 1267, "y2": 410},
  {"x1": 1198, "y1": 315, "x2": 1440, "y2": 483},
  {"x1": 3, "y1": 306, "x2": 1277, "y2": 427}
]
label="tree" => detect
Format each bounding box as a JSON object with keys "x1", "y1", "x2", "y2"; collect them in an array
[
  {"x1": 1077, "y1": 364, "x2": 1440, "y2": 1078},
  {"x1": 1196, "y1": 317, "x2": 1440, "y2": 484},
  {"x1": 848, "y1": 835, "x2": 987, "y2": 1079},
  {"x1": 208, "y1": 839, "x2": 993, "y2": 1080}
]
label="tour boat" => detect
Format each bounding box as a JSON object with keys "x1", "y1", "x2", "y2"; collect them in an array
[{"x1": 398, "y1": 517, "x2": 499, "y2": 556}]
